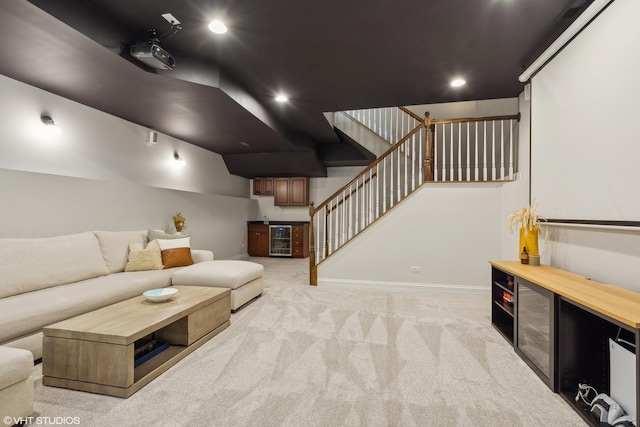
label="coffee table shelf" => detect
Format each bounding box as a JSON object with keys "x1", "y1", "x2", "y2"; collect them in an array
[{"x1": 43, "y1": 285, "x2": 230, "y2": 398}]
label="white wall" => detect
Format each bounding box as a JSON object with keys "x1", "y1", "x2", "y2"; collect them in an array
[
  {"x1": 0, "y1": 74, "x2": 249, "y2": 197},
  {"x1": 406, "y1": 98, "x2": 518, "y2": 120},
  {"x1": 0, "y1": 168, "x2": 257, "y2": 259},
  {"x1": 318, "y1": 183, "x2": 503, "y2": 289},
  {"x1": 500, "y1": 91, "x2": 531, "y2": 260},
  {"x1": 0, "y1": 74, "x2": 257, "y2": 259},
  {"x1": 251, "y1": 166, "x2": 365, "y2": 222}
]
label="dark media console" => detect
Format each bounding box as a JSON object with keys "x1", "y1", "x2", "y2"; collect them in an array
[{"x1": 490, "y1": 261, "x2": 640, "y2": 426}]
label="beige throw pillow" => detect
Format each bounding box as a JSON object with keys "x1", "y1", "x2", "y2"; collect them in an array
[
  {"x1": 157, "y1": 237, "x2": 194, "y2": 269},
  {"x1": 124, "y1": 240, "x2": 163, "y2": 272}
]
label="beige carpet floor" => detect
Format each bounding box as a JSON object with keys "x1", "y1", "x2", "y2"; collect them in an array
[{"x1": 27, "y1": 257, "x2": 586, "y2": 426}]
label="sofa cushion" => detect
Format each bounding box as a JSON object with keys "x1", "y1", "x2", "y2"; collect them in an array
[
  {"x1": 94, "y1": 230, "x2": 147, "y2": 274},
  {"x1": 171, "y1": 260, "x2": 264, "y2": 290},
  {"x1": 0, "y1": 268, "x2": 178, "y2": 344},
  {"x1": 0, "y1": 232, "x2": 109, "y2": 299},
  {"x1": 124, "y1": 240, "x2": 163, "y2": 272},
  {"x1": 148, "y1": 229, "x2": 190, "y2": 241},
  {"x1": 157, "y1": 237, "x2": 194, "y2": 269},
  {"x1": 0, "y1": 347, "x2": 33, "y2": 390}
]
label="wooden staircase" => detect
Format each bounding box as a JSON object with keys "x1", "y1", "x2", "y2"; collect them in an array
[{"x1": 309, "y1": 109, "x2": 520, "y2": 285}]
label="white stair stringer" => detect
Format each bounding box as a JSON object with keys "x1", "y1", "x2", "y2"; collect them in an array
[{"x1": 332, "y1": 111, "x2": 390, "y2": 158}]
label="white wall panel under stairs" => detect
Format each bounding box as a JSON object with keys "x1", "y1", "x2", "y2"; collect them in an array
[{"x1": 317, "y1": 182, "x2": 503, "y2": 289}]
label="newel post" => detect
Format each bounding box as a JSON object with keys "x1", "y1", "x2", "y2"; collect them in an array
[
  {"x1": 423, "y1": 111, "x2": 434, "y2": 182},
  {"x1": 309, "y1": 202, "x2": 318, "y2": 286}
]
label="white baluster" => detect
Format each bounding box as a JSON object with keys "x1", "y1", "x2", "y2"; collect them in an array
[
  {"x1": 458, "y1": 122, "x2": 462, "y2": 181},
  {"x1": 509, "y1": 119, "x2": 514, "y2": 179},
  {"x1": 390, "y1": 152, "x2": 394, "y2": 208},
  {"x1": 348, "y1": 184, "x2": 353, "y2": 240},
  {"x1": 434, "y1": 124, "x2": 439, "y2": 182},
  {"x1": 332, "y1": 200, "x2": 337, "y2": 252},
  {"x1": 392, "y1": 109, "x2": 396, "y2": 144},
  {"x1": 418, "y1": 129, "x2": 422, "y2": 185},
  {"x1": 492, "y1": 121, "x2": 496, "y2": 180},
  {"x1": 384, "y1": 108, "x2": 389, "y2": 140},
  {"x1": 466, "y1": 122, "x2": 471, "y2": 181},
  {"x1": 411, "y1": 134, "x2": 416, "y2": 190},
  {"x1": 376, "y1": 163, "x2": 380, "y2": 219},
  {"x1": 500, "y1": 120, "x2": 505, "y2": 180},
  {"x1": 368, "y1": 169, "x2": 373, "y2": 225},
  {"x1": 323, "y1": 209, "x2": 327, "y2": 260},
  {"x1": 382, "y1": 159, "x2": 387, "y2": 214},
  {"x1": 396, "y1": 143, "x2": 404, "y2": 198},
  {"x1": 354, "y1": 179, "x2": 359, "y2": 234},
  {"x1": 475, "y1": 121, "x2": 479, "y2": 181},
  {"x1": 449, "y1": 124, "x2": 454, "y2": 181},
  {"x1": 340, "y1": 191, "x2": 345, "y2": 246},
  {"x1": 483, "y1": 121, "x2": 488, "y2": 181},
  {"x1": 360, "y1": 176, "x2": 364, "y2": 230}
]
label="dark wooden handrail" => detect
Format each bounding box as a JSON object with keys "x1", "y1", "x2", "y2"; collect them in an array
[
  {"x1": 399, "y1": 106, "x2": 423, "y2": 123},
  {"x1": 325, "y1": 172, "x2": 377, "y2": 214},
  {"x1": 311, "y1": 122, "x2": 425, "y2": 215}
]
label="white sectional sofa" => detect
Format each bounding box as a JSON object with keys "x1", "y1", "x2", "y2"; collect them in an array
[{"x1": 0, "y1": 230, "x2": 213, "y2": 360}]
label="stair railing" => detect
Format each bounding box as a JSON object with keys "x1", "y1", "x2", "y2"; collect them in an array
[
  {"x1": 309, "y1": 115, "x2": 430, "y2": 285},
  {"x1": 343, "y1": 106, "x2": 423, "y2": 145},
  {"x1": 431, "y1": 114, "x2": 521, "y2": 182},
  {"x1": 309, "y1": 111, "x2": 520, "y2": 285}
]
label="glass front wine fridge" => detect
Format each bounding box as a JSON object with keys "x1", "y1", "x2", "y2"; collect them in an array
[{"x1": 269, "y1": 225, "x2": 292, "y2": 256}]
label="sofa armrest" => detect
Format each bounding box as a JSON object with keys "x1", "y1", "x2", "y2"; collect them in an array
[{"x1": 191, "y1": 249, "x2": 214, "y2": 263}]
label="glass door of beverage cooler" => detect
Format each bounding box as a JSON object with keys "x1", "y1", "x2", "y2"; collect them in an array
[{"x1": 269, "y1": 225, "x2": 291, "y2": 256}]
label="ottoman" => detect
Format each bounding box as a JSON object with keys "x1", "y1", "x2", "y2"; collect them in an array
[
  {"x1": 0, "y1": 347, "x2": 33, "y2": 426},
  {"x1": 172, "y1": 260, "x2": 264, "y2": 312}
]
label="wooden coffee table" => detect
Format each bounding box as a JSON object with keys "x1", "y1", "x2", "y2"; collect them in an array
[{"x1": 42, "y1": 285, "x2": 230, "y2": 398}]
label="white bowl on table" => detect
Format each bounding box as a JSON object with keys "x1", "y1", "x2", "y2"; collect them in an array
[{"x1": 143, "y1": 287, "x2": 179, "y2": 302}]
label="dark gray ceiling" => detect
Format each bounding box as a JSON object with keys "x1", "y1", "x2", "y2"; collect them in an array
[{"x1": 0, "y1": 0, "x2": 592, "y2": 178}]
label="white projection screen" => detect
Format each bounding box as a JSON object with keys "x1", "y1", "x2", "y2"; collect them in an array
[{"x1": 530, "y1": 0, "x2": 640, "y2": 225}]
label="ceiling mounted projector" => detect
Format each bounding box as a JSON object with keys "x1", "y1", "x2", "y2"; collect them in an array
[
  {"x1": 130, "y1": 42, "x2": 175, "y2": 70},
  {"x1": 130, "y1": 14, "x2": 181, "y2": 71}
]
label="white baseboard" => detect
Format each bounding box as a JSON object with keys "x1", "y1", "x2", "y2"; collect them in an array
[{"x1": 318, "y1": 278, "x2": 489, "y2": 292}]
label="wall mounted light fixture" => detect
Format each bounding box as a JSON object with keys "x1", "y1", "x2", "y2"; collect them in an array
[
  {"x1": 173, "y1": 151, "x2": 185, "y2": 167},
  {"x1": 41, "y1": 114, "x2": 61, "y2": 136}
]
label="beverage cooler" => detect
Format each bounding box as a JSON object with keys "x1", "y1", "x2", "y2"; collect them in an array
[{"x1": 269, "y1": 225, "x2": 292, "y2": 256}]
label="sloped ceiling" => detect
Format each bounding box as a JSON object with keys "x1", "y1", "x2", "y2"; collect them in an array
[{"x1": 0, "y1": 0, "x2": 592, "y2": 177}]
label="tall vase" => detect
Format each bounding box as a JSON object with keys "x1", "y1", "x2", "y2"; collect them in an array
[{"x1": 519, "y1": 226, "x2": 539, "y2": 257}]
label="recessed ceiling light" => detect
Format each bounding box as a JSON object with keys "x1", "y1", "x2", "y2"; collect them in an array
[
  {"x1": 451, "y1": 78, "x2": 466, "y2": 87},
  {"x1": 208, "y1": 20, "x2": 227, "y2": 34},
  {"x1": 275, "y1": 94, "x2": 288, "y2": 103}
]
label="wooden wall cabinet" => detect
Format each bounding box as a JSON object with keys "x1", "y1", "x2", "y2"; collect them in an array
[
  {"x1": 274, "y1": 177, "x2": 309, "y2": 206},
  {"x1": 253, "y1": 178, "x2": 274, "y2": 195},
  {"x1": 247, "y1": 224, "x2": 269, "y2": 257}
]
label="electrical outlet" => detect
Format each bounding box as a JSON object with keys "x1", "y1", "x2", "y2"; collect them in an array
[{"x1": 410, "y1": 266, "x2": 420, "y2": 273}]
